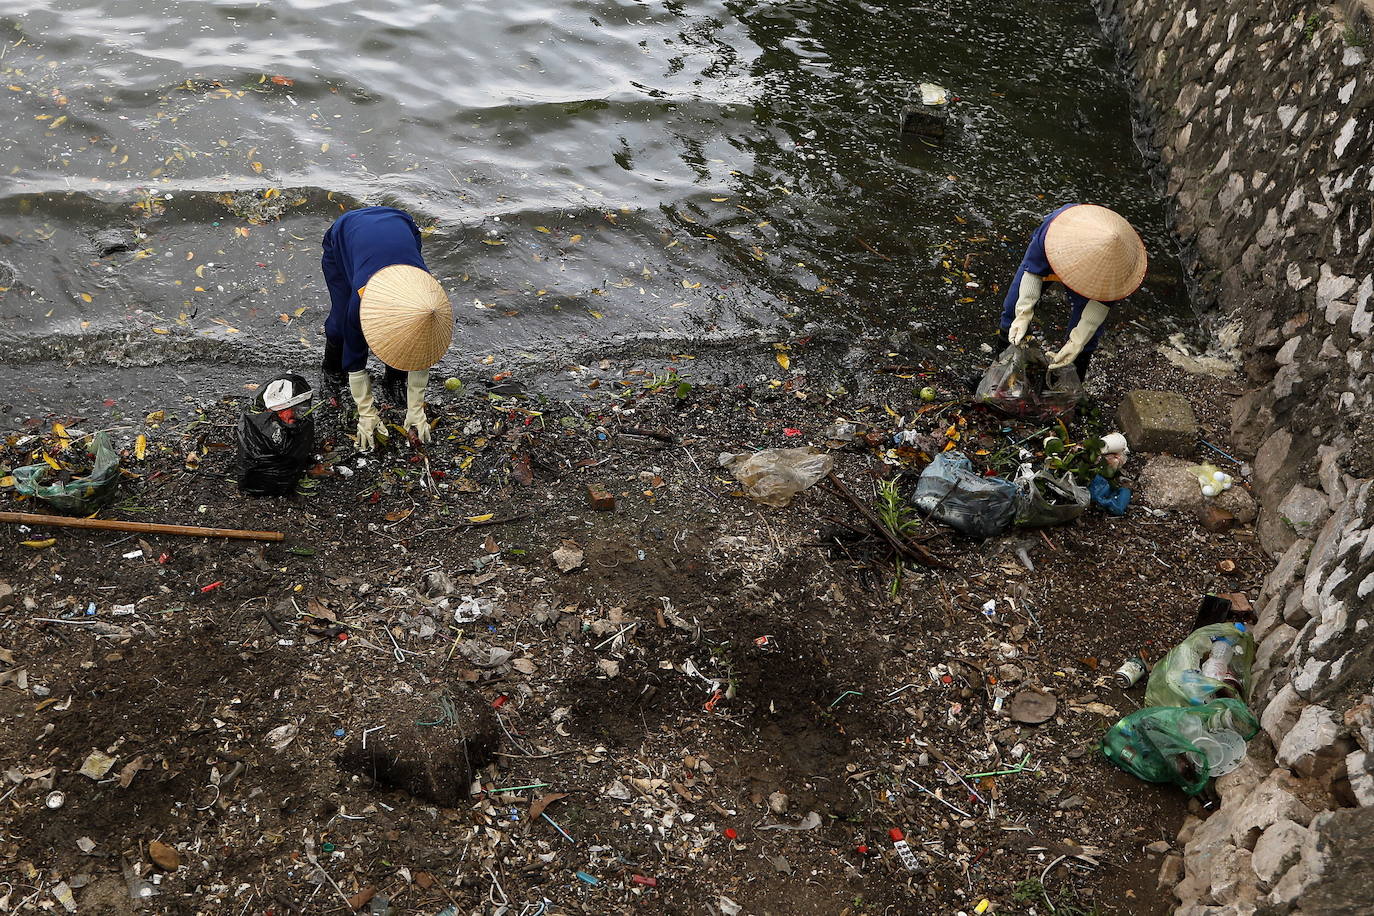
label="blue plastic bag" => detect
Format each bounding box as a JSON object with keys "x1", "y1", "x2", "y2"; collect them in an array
[
  {"x1": 1089, "y1": 474, "x2": 1131, "y2": 516},
  {"x1": 913, "y1": 452, "x2": 1017, "y2": 538}
]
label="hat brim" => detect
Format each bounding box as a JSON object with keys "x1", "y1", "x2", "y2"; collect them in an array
[
  {"x1": 359, "y1": 265, "x2": 453, "y2": 371},
  {"x1": 1044, "y1": 204, "x2": 1148, "y2": 302}
]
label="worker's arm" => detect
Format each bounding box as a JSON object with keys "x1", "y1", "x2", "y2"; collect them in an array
[
  {"x1": 348, "y1": 371, "x2": 384, "y2": 451},
  {"x1": 403, "y1": 370, "x2": 431, "y2": 443},
  {"x1": 1007, "y1": 272, "x2": 1043, "y2": 346},
  {"x1": 1048, "y1": 300, "x2": 1109, "y2": 369}
]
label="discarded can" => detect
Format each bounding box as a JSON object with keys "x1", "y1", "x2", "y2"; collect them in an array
[
  {"x1": 1115, "y1": 657, "x2": 1147, "y2": 687},
  {"x1": 45, "y1": 790, "x2": 66, "y2": 809}
]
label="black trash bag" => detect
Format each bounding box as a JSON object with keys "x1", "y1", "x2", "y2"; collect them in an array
[
  {"x1": 912, "y1": 451, "x2": 1017, "y2": 539},
  {"x1": 976, "y1": 344, "x2": 1080, "y2": 419},
  {"x1": 1014, "y1": 465, "x2": 1090, "y2": 528},
  {"x1": 237, "y1": 374, "x2": 315, "y2": 496}
]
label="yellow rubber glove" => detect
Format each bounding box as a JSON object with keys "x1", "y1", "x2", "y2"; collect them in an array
[
  {"x1": 348, "y1": 371, "x2": 383, "y2": 451},
  {"x1": 1049, "y1": 300, "x2": 1109, "y2": 369},
  {"x1": 404, "y1": 369, "x2": 431, "y2": 443},
  {"x1": 1007, "y1": 272, "x2": 1042, "y2": 346}
]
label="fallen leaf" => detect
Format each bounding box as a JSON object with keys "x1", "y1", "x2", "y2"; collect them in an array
[
  {"x1": 528, "y1": 792, "x2": 569, "y2": 821},
  {"x1": 384, "y1": 508, "x2": 413, "y2": 523},
  {"x1": 148, "y1": 840, "x2": 180, "y2": 870},
  {"x1": 776, "y1": 352, "x2": 790, "y2": 370},
  {"x1": 21, "y1": 539, "x2": 55, "y2": 550},
  {"x1": 270, "y1": 75, "x2": 295, "y2": 86},
  {"x1": 134, "y1": 434, "x2": 147, "y2": 460},
  {"x1": 346, "y1": 887, "x2": 375, "y2": 911},
  {"x1": 466, "y1": 513, "x2": 494, "y2": 523}
]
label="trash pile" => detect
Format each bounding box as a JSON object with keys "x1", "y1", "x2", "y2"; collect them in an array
[{"x1": 1102, "y1": 603, "x2": 1260, "y2": 795}]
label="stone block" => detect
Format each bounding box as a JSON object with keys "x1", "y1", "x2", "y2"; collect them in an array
[
  {"x1": 1277, "y1": 484, "x2": 1332, "y2": 538},
  {"x1": 586, "y1": 483, "x2": 617, "y2": 511},
  {"x1": 1259, "y1": 507, "x2": 1298, "y2": 557},
  {"x1": 1276, "y1": 705, "x2": 1343, "y2": 777},
  {"x1": 1253, "y1": 623, "x2": 1297, "y2": 683},
  {"x1": 1282, "y1": 589, "x2": 1310, "y2": 628},
  {"x1": 1250, "y1": 818, "x2": 1310, "y2": 887},
  {"x1": 1260, "y1": 539, "x2": 1311, "y2": 604},
  {"x1": 1118, "y1": 390, "x2": 1199, "y2": 454},
  {"x1": 1262, "y1": 683, "x2": 1305, "y2": 746},
  {"x1": 1159, "y1": 853, "x2": 1185, "y2": 891},
  {"x1": 1253, "y1": 429, "x2": 1298, "y2": 508},
  {"x1": 1346, "y1": 749, "x2": 1374, "y2": 806},
  {"x1": 1211, "y1": 845, "x2": 1259, "y2": 905},
  {"x1": 1229, "y1": 769, "x2": 1315, "y2": 847},
  {"x1": 1286, "y1": 808, "x2": 1374, "y2": 914}
]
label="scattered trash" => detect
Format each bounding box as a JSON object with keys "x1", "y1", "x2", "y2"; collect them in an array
[
  {"x1": 1014, "y1": 466, "x2": 1089, "y2": 528},
  {"x1": 759, "y1": 811, "x2": 822, "y2": 831},
  {"x1": 1101, "y1": 698, "x2": 1259, "y2": 794},
  {"x1": 976, "y1": 344, "x2": 1080, "y2": 419},
  {"x1": 237, "y1": 374, "x2": 315, "y2": 496},
  {"x1": 552, "y1": 541, "x2": 585, "y2": 573},
  {"x1": 900, "y1": 82, "x2": 952, "y2": 139},
  {"x1": 78, "y1": 750, "x2": 116, "y2": 780},
  {"x1": 1189, "y1": 462, "x2": 1234, "y2": 497},
  {"x1": 889, "y1": 828, "x2": 921, "y2": 871},
  {"x1": 1088, "y1": 474, "x2": 1132, "y2": 515},
  {"x1": 1008, "y1": 687, "x2": 1058, "y2": 724},
  {"x1": 721, "y1": 447, "x2": 834, "y2": 507},
  {"x1": 51, "y1": 882, "x2": 76, "y2": 913},
  {"x1": 913, "y1": 452, "x2": 1017, "y2": 538},
  {"x1": 45, "y1": 790, "x2": 65, "y2": 809},
  {"x1": 453, "y1": 596, "x2": 490, "y2": 624},
  {"x1": 1144, "y1": 622, "x2": 1253, "y2": 708},
  {"x1": 574, "y1": 870, "x2": 599, "y2": 886},
  {"x1": 1114, "y1": 656, "x2": 1147, "y2": 688},
  {"x1": 12, "y1": 431, "x2": 121, "y2": 514}
]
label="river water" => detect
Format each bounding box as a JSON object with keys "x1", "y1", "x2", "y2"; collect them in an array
[{"x1": 0, "y1": 0, "x2": 1189, "y2": 414}]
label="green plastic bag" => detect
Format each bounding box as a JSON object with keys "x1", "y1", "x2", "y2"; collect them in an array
[
  {"x1": 1101, "y1": 699, "x2": 1259, "y2": 795},
  {"x1": 12, "y1": 431, "x2": 121, "y2": 514},
  {"x1": 1014, "y1": 466, "x2": 1089, "y2": 527},
  {"x1": 1144, "y1": 622, "x2": 1254, "y2": 708}
]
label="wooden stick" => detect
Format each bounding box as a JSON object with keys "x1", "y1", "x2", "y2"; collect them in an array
[
  {"x1": 823, "y1": 474, "x2": 947, "y2": 569},
  {"x1": 0, "y1": 511, "x2": 284, "y2": 542}
]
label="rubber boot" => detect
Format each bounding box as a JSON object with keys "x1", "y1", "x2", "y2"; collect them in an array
[
  {"x1": 380, "y1": 364, "x2": 407, "y2": 408},
  {"x1": 321, "y1": 336, "x2": 347, "y2": 395}
]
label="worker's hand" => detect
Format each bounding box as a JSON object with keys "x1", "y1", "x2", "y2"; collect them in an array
[
  {"x1": 348, "y1": 371, "x2": 384, "y2": 451},
  {"x1": 403, "y1": 369, "x2": 431, "y2": 444},
  {"x1": 1048, "y1": 300, "x2": 1109, "y2": 369},
  {"x1": 1007, "y1": 272, "x2": 1042, "y2": 346}
]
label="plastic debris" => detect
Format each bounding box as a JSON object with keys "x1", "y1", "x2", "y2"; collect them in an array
[
  {"x1": 1145, "y1": 622, "x2": 1253, "y2": 708},
  {"x1": 1101, "y1": 698, "x2": 1259, "y2": 794},
  {"x1": 913, "y1": 452, "x2": 1017, "y2": 538},
  {"x1": 976, "y1": 344, "x2": 1080, "y2": 419},
  {"x1": 12, "y1": 431, "x2": 121, "y2": 514},
  {"x1": 721, "y1": 447, "x2": 834, "y2": 507},
  {"x1": 237, "y1": 374, "x2": 315, "y2": 496},
  {"x1": 79, "y1": 750, "x2": 116, "y2": 780}
]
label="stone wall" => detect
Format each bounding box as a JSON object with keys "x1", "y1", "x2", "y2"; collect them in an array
[{"x1": 1094, "y1": 0, "x2": 1374, "y2": 911}]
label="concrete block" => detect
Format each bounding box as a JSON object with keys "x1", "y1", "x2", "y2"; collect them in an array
[{"x1": 1118, "y1": 389, "x2": 1199, "y2": 454}]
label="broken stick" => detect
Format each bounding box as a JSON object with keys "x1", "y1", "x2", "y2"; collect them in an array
[
  {"x1": 823, "y1": 473, "x2": 947, "y2": 569},
  {"x1": 0, "y1": 511, "x2": 284, "y2": 542}
]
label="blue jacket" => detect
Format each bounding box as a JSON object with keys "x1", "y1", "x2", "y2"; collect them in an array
[{"x1": 321, "y1": 206, "x2": 430, "y2": 372}]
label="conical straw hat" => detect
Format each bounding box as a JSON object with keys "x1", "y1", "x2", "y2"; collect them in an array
[
  {"x1": 1043, "y1": 204, "x2": 1148, "y2": 302},
  {"x1": 359, "y1": 265, "x2": 453, "y2": 371}
]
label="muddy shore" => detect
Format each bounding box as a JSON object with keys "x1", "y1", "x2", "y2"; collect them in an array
[{"x1": 0, "y1": 334, "x2": 1264, "y2": 915}]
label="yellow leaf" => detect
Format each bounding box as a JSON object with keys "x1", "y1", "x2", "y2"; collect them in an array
[
  {"x1": 534, "y1": 226, "x2": 551, "y2": 233},
  {"x1": 152, "y1": 327, "x2": 169, "y2": 334},
  {"x1": 42, "y1": 453, "x2": 61, "y2": 470},
  {"x1": 465, "y1": 513, "x2": 493, "y2": 523},
  {"x1": 711, "y1": 197, "x2": 729, "y2": 202},
  {"x1": 569, "y1": 234, "x2": 582, "y2": 243},
  {"x1": 0, "y1": 475, "x2": 13, "y2": 487},
  {"x1": 79, "y1": 292, "x2": 92, "y2": 303},
  {"x1": 21, "y1": 538, "x2": 56, "y2": 549},
  {"x1": 293, "y1": 306, "x2": 307, "y2": 317},
  {"x1": 482, "y1": 239, "x2": 505, "y2": 246},
  {"x1": 776, "y1": 352, "x2": 790, "y2": 370},
  {"x1": 752, "y1": 247, "x2": 764, "y2": 261},
  {"x1": 146, "y1": 409, "x2": 165, "y2": 423},
  {"x1": 195, "y1": 264, "x2": 206, "y2": 278},
  {"x1": 251, "y1": 161, "x2": 263, "y2": 173},
  {"x1": 320, "y1": 142, "x2": 330, "y2": 152},
  {"x1": 49, "y1": 115, "x2": 67, "y2": 128},
  {"x1": 682, "y1": 280, "x2": 701, "y2": 289},
  {"x1": 135, "y1": 434, "x2": 147, "y2": 460},
  {"x1": 588, "y1": 310, "x2": 603, "y2": 319}
]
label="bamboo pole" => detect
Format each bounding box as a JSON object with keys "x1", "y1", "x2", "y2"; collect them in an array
[{"x1": 0, "y1": 511, "x2": 284, "y2": 542}]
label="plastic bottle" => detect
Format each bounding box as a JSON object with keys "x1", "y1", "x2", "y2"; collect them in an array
[{"x1": 1200, "y1": 637, "x2": 1235, "y2": 681}]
